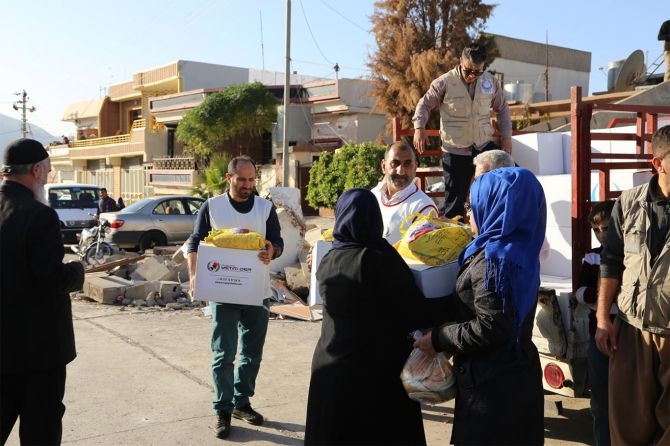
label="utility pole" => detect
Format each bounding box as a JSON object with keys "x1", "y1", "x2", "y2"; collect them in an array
[
  {"x1": 13, "y1": 90, "x2": 36, "y2": 138},
  {"x1": 544, "y1": 31, "x2": 550, "y2": 102},
  {"x1": 282, "y1": 0, "x2": 291, "y2": 186}
]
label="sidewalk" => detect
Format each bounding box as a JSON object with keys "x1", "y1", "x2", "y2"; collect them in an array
[{"x1": 6, "y1": 299, "x2": 592, "y2": 445}]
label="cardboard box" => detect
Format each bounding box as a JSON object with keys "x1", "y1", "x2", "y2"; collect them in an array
[
  {"x1": 404, "y1": 257, "x2": 460, "y2": 298},
  {"x1": 194, "y1": 243, "x2": 268, "y2": 306},
  {"x1": 308, "y1": 240, "x2": 333, "y2": 306}
]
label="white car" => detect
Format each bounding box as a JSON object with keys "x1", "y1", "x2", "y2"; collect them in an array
[{"x1": 45, "y1": 183, "x2": 100, "y2": 243}]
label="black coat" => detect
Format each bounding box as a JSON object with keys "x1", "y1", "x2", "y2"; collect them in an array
[
  {"x1": 432, "y1": 251, "x2": 544, "y2": 445},
  {"x1": 304, "y1": 245, "x2": 455, "y2": 446},
  {"x1": 1, "y1": 180, "x2": 85, "y2": 374}
]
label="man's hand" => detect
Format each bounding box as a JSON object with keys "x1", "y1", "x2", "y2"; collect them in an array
[
  {"x1": 188, "y1": 275, "x2": 196, "y2": 302},
  {"x1": 594, "y1": 317, "x2": 616, "y2": 357},
  {"x1": 500, "y1": 136, "x2": 512, "y2": 153},
  {"x1": 258, "y1": 240, "x2": 274, "y2": 265},
  {"x1": 413, "y1": 128, "x2": 427, "y2": 154},
  {"x1": 413, "y1": 331, "x2": 436, "y2": 356}
]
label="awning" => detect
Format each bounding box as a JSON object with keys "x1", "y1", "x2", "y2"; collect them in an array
[{"x1": 61, "y1": 98, "x2": 106, "y2": 121}]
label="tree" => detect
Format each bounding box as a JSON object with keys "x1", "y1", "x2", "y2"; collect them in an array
[
  {"x1": 176, "y1": 82, "x2": 278, "y2": 158},
  {"x1": 306, "y1": 142, "x2": 386, "y2": 210},
  {"x1": 368, "y1": 0, "x2": 497, "y2": 130}
]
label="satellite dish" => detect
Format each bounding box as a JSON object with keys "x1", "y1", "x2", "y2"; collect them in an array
[{"x1": 613, "y1": 49, "x2": 645, "y2": 92}]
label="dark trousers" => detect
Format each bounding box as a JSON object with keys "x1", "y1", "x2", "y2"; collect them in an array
[
  {"x1": 441, "y1": 141, "x2": 499, "y2": 219},
  {"x1": 588, "y1": 337, "x2": 611, "y2": 446},
  {"x1": 1, "y1": 366, "x2": 67, "y2": 445}
]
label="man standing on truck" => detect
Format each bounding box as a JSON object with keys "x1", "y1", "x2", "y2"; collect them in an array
[
  {"x1": 596, "y1": 124, "x2": 670, "y2": 445},
  {"x1": 412, "y1": 44, "x2": 512, "y2": 219}
]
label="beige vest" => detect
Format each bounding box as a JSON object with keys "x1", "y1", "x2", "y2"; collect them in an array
[
  {"x1": 439, "y1": 69, "x2": 496, "y2": 149},
  {"x1": 616, "y1": 183, "x2": 670, "y2": 334}
]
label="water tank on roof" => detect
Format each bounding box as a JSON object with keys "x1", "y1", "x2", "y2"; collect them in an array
[
  {"x1": 607, "y1": 60, "x2": 625, "y2": 92},
  {"x1": 504, "y1": 82, "x2": 518, "y2": 101},
  {"x1": 517, "y1": 82, "x2": 533, "y2": 103}
]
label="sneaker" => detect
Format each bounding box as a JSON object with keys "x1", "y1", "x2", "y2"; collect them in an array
[
  {"x1": 215, "y1": 411, "x2": 232, "y2": 439},
  {"x1": 232, "y1": 404, "x2": 264, "y2": 426}
]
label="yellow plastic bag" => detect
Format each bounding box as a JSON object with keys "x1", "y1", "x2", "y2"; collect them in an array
[
  {"x1": 320, "y1": 228, "x2": 334, "y2": 241},
  {"x1": 204, "y1": 228, "x2": 265, "y2": 250},
  {"x1": 395, "y1": 213, "x2": 472, "y2": 265}
]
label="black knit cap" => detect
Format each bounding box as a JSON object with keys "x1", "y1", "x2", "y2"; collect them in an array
[{"x1": 2, "y1": 138, "x2": 49, "y2": 173}]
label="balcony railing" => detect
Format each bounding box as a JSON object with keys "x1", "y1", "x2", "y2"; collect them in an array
[
  {"x1": 70, "y1": 119, "x2": 146, "y2": 148},
  {"x1": 71, "y1": 134, "x2": 130, "y2": 148},
  {"x1": 152, "y1": 156, "x2": 197, "y2": 170}
]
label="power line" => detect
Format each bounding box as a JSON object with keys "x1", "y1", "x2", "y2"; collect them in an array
[
  {"x1": 297, "y1": 0, "x2": 333, "y2": 65},
  {"x1": 318, "y1": 0, "x2": 369, "y2": 32}
]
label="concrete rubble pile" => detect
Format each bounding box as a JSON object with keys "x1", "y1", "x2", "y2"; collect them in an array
[{"x1": 73, "y1": 187, "x2": 330, "y2": 321}]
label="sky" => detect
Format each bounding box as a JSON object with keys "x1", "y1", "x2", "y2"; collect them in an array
[{"x1": 0, "y1": 0, "x2": 665, "y2": 138}]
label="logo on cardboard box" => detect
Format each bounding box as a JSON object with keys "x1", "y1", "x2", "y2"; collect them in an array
[{"x1": 206, "y1": 259, "x2": 252, "y2": 273}]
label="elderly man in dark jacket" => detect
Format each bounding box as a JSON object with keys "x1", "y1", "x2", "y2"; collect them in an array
[{"x1": 0, "y1": 139, "x2": 86, "y2": 445}]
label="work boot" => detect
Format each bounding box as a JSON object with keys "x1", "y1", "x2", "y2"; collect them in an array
[
  {"x1": 215, "y1": 410, "x2": 232, "y2": 439},
  {"x1": 232, "y1": 404, "x2": 264, "y2": 425}
]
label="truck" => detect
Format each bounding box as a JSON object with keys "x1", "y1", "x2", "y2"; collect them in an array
[
  {"x1": 392, "y1": 85, "x2": 670, "y2": 397},
  {"x1": 44, "y1": 183, "x2": 101, "y2": 244}
]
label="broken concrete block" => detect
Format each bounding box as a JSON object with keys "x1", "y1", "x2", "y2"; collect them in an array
[
  {"x1": 160, "y1": 261, "x2": 189, "y2": 283},
  {"x1": 268, "y1": 207, "x2": 305, "y2": 273},
  {"x1": 269, "y1": 187, "x2": 304, "y2": 221},
  {"x1": 304, "y1": 227, "x2": 325, "y2": 248},
  {"x1": 129, "y1": 256, "x2": 171, "y2": 281},
  {"x1": 150, "y1": 281, "x2": 181, "y2": 303},
  {"x1": 124, "y1": 281, "x2": 151, "y2": 300},
  {"x1": 152, "y1": 246, "x2": 180, "y2": 257},
  {"x1": 83, "y1": 276, "x2": 132, "y2": 304},
  {"x1": 284, "y1": 263, "x2": 309, "y2": 298}
]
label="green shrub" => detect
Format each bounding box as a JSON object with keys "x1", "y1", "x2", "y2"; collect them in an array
[
  {"x1": 192, "y1": 153, "x2": 231, "y2": 198},
  {"x1": 306, "y1": 142, "x2": 385, "y2": 209}
]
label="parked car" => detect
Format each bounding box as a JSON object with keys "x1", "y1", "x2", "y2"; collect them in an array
[
  {"x1": 45, "y1": 183, "x2": 100, "y2": 243},
  {"x1": 100, "y1": 195, "x2": 206, "y2": 252}
]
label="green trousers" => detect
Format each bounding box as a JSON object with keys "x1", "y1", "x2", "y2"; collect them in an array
[{"x1": 210, "y1": 300, "x2": 270, "y2": 413}]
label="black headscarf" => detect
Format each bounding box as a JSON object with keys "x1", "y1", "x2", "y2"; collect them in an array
[{"x1": 332, "y1": 188, "x2": 390, "y2": 250}]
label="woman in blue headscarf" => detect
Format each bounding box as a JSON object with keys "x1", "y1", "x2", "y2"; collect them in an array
[
  {"x1": 414, "y1": 167, "x2": 546, "y2": 445},
  {"x1": 305, "y1": 188, "x2": 454, "y2": 446}
]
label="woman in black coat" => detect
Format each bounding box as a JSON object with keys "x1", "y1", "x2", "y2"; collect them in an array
[
  {"x1": 414, "y1": 167, "x2": 547, "y2": 445},
  {"x1": 304, "y1": 188, "x2": 454, "y2": 446}
]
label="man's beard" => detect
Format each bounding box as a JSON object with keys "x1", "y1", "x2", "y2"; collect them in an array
[
  {"x1": 388, "y1": 174, "x2": 410, "y2": 190},
  {"x1": 232, "y1": 185, "x2": 253, "y2": 200},
  {"x1": 33, "y1": 180, "x2": 48, "y2": 204}
]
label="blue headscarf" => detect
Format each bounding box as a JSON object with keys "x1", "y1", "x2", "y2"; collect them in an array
[
  {"x1": 458, "y1": 167, "x2": 547, "y2": 349},
  {"x1": 332, "y1": 188, "x2": 390, "y2": 251}
]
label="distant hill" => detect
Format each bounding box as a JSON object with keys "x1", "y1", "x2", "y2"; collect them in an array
[{"x1": 0, "y1": 113, "x2": 57, "y2": 162}]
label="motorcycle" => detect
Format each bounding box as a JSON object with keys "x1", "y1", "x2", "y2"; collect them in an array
[{"x1": 71, "y1": 214, "x2": 115, "y2": 266}]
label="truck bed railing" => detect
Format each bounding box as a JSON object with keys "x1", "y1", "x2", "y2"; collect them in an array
[{"x1": 570, "y1": 85, "x2": 670, "y2": 289}]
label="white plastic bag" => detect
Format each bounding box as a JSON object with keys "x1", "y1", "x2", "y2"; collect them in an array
[{"x1": 400, "y1": 348, "x2": 457, "y2": 404}]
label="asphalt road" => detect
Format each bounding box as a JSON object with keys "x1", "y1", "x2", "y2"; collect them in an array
[{"x1": 5, "y1": 296, "x2": 594, "y2": 446}]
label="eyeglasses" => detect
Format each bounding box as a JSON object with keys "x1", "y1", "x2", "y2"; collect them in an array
[{"x1": 461, "y1": 66, "x2": 483, "y2": 77}]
